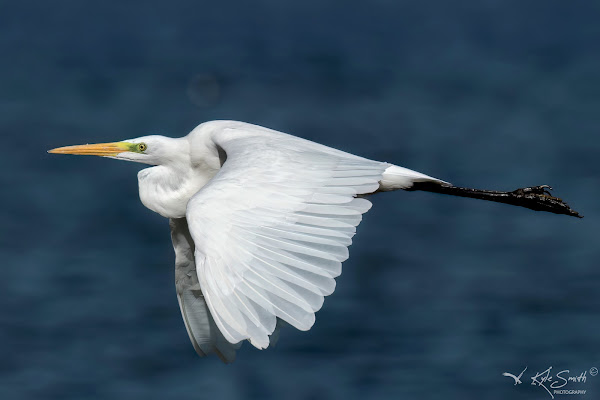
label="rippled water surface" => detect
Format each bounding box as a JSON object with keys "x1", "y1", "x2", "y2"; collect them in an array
[{"x1": 2, "y1": 1, "x2": 599, "y2": 399}]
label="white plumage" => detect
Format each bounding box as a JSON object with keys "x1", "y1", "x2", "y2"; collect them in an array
[{"x1": 49, "y1": 120, "x2": 446, "y2": 363}]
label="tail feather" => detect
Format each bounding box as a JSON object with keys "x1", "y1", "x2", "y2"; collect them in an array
[{"x1": 379, "y1": 165, "x2": 449, "y2": 191}]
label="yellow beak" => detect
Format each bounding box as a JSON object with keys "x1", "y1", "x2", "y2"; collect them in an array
[{"x1": 48, "y1": 142, "x2": 131, "y2": 156}]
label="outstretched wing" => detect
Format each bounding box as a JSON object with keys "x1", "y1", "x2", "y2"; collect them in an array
[
  {"x1": 170, "y1": 218, "x2": 241, "y2": 363},
  {"x1": 186, "y1": 123, "x2": 390, "y2": 349}
]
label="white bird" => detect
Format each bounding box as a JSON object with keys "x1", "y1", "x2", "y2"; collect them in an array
[
  {"x1": 503, "y1": 366, "x2": 528, "y2": 385},
  {"x1": 49, "y1": 120, "x2": 580, "y2": 363}
]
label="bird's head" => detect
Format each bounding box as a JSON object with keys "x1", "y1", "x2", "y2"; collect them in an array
[{"x1": 48, "y1": 135, "x2": 183, "y2": 166}]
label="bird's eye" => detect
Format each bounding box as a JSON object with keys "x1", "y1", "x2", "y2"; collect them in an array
[{"x1": 138, "y1": 143, "x2": 148, "y2": 152}]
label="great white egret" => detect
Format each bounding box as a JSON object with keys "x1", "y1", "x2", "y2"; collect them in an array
[{"x1": 49, "y1": 120, "x2": 581, "y2": 363}]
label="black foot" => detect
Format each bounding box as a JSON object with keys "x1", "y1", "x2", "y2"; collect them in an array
[{"x1": 510, "y1": 185, "x2": 582, "y2": 218}]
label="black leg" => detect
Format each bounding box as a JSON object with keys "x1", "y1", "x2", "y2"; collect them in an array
[{"x1": 407, "y1": 182, "x2": 582, "y2": 218}]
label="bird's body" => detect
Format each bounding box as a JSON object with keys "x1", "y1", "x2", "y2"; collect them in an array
[
  {"x1": 135, "y1": 121, "x2": 439, "y2": 219},
  {"x1": 49, "y1": 120, "x2": 581, "y2": 363}
]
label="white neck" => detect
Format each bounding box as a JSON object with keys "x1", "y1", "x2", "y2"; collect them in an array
[{"x1": 137, "y1": 160, "x2": 218, "y2": 219}]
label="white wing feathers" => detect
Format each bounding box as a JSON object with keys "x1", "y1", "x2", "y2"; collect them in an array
[
  {"x1": 185, "y1": 124, "x2": 390, "y2": 349},
  {"x1": 170, "y1": 218, "x2": 241, "y2": 363}
]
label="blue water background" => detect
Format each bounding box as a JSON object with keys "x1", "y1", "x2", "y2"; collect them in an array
[{"x1": 1, "y1": 1, "x2": 599, "y2": 399}]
